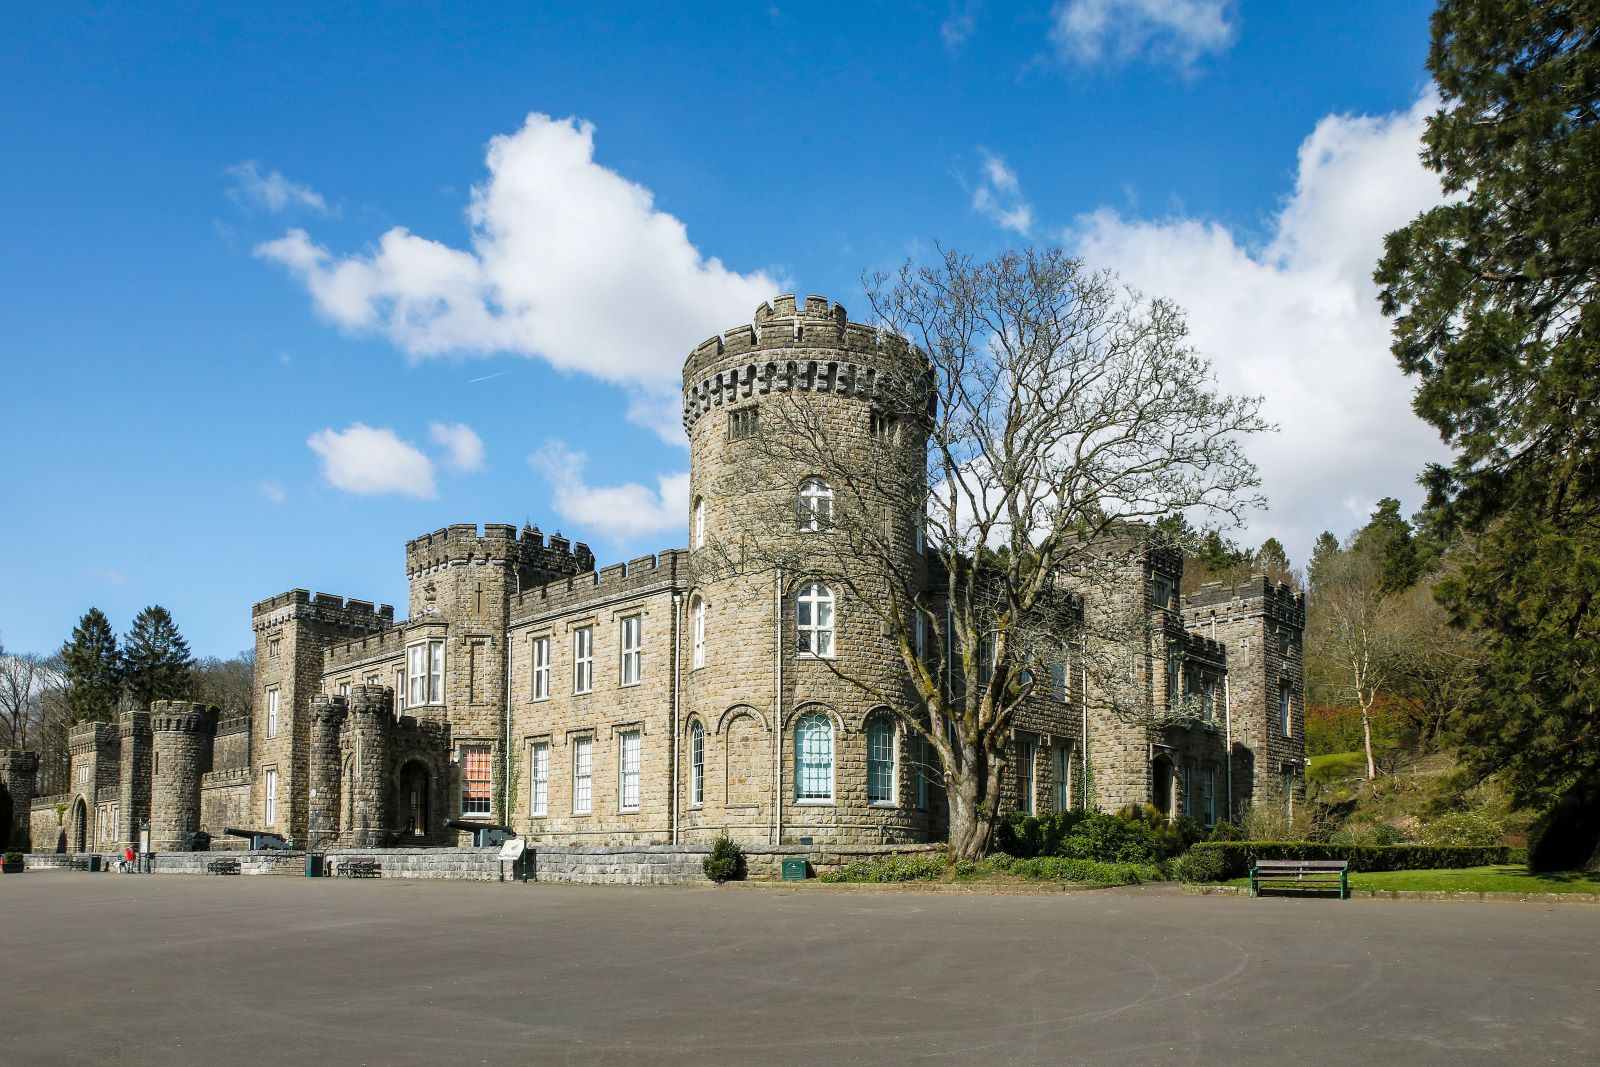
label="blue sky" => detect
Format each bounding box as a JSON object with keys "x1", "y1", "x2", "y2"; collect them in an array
[{"x1": 1, "y1": 1, "x2": 1447, "y2": 659}]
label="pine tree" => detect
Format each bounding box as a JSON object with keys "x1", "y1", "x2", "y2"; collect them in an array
[
  {"x1": 1376, "y1": 0, "x2": 1600, "y2": 815},
  {"x1": 59, "y1": 608, "x2": 122, "y2": 723},
  {"x1": 1307, "y1": 531, "x2": 1341, "y2": 597},
  {"x1": 1352, "y1": 498, "x2": 1422, "y2": 594},
  {"x1": 122, "y1": 606, "x2": 195, "y2": 711}
]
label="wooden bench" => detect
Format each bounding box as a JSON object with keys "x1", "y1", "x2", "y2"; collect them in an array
[
  {"x1": 206, "y1": 858, "x2": 242, "y2": 875},
  {"x1": 1251, "y1": 858, "x2": 1349, "y2": 898},
  {"x1": 338, "y1": 859, "x2": 381, "y2": 879}
]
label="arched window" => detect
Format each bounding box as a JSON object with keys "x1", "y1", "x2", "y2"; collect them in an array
[
  {"x1": 798, "y1": 477, "x2": 833, "y2": 532},
  {"x1": 796, "y1": 583, "x2": 835, "y2": 657},
  {"x1": 867, "y1": 717, "x2": 896, "y2": 805},
  {"x1": 795, "y1": 712, "x2": 834, "y2": 801},
  {"x1": 689, "y1": 721, "x2": 705, "y2": 806},
  {"x1": 693, "y1": 497, "x2": 705, "y2": 549},
  {"x1": 692, "y1": 597, "x2": 706, "y2": 669}
]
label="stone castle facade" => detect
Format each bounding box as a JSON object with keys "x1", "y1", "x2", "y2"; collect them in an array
[{"x1": 3, "y1": 295, "x2": 1304, "y2": 858}]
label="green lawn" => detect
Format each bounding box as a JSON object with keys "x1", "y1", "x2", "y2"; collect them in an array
[
  {"x1": 1224, "y1": 865, "x2": 1600, "y2": 895},
  {"x1": 1307, "y1": 750, "x2": 1366, "y2": 784}
]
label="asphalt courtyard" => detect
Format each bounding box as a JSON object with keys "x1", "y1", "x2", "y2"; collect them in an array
[{"x1": 3, "y1": 872, "x2": 1596, "y2": 1065}]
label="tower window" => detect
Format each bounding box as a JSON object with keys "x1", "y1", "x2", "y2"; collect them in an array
[
  {"x1": 693, "y1": 497, "x2": 705, "y2": 549},
  {"x1": 798, "y1": 478, "x2": 833, "y2": 532},
  {"x1": 692, "y1": 598, "x2": 706, "y2": 669},
  {"x1": 867, "y1": 717, "x2": 896, "y2": 805},
  {"x1": 689, "y1": 721, "x2": 705, "y2": 807},
  {"x1": 573, "y1": 627, "x2": 593, "y2": 694},
  {"x1": 532, "y1": 636, "x2": 551, "y2": 700},
  {"x1": 869, "y1": 410, "x2": 898, "y2": 442},
  {"x1": 620, "y1": 615, "x2": 643, "y2": 686},
  {"x1": 796, "y1": 583, "x2": 835, "y2": 657},
  {"x1": 795, "y1": 712, "x2": 834, "y2": 801},
  {"x1": 729, "y1": 406, "x2": 759, "y2": 440}
]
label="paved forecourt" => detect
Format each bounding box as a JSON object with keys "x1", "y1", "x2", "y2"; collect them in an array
[{"x1": 4, "y1": 873, "x2": 1596, "y2": 1064}]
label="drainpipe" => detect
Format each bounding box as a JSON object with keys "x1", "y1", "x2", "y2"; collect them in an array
[
  {"x1": 671, "y1": 592, "x2": 682, "y2": 845},
  {"x1": 773, "y1": 567, "x2": 783, "y2": 848},
  {"x1": 503, "y1": 630, "x2": 514, "y2": 830},
  {"x1": 1223, "y1": 674, "x2": 1234, "y2": 822}
]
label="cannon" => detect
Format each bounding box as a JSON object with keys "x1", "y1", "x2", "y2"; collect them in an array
[
  {"x1": 224, "y1": 827, "x2": 293, "y2": 851},
  {"x1": 443, "y1": 818, "x2": 517, "y2": 848}
]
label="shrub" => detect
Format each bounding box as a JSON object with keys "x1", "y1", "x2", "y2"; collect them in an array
[
  {"x1": 1419, "y1": 810, "x2": 1503, "y2": 848},
  {"x1": 1174, "y1": 848, "x2": 1226, "y2": 883},
  {"x1": 998, "y1": 855, "x2": 1163, "y2": 886},
  {"x1": 1185, "y1": 841, "x2": 1515, "y2": 880},
  {"x1": 1207, "y1": 820, "x2": 1241, "y2": 842},
  {"x1": 1059, "y1": 811, "x2": 1166, "y2": 864},
  {"x1": 3, "y1": 851, "x2": 23, "y2": 866},
  {"x1": 995, "y1": 810, "x2": 1088, "y2": 858},
  {"x1": 702, "y1": 835, "x2": 746, "y2": 882},
  {"x1": 819, "y1": 851, "x2": 949, "y2": 883}
]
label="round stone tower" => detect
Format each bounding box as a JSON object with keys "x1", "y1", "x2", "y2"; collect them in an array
[
  {"x1": 344, "y1": 684, "x2": 392, "y2": 847},
  {"x1": 680, "y1": 295, "x2": 933, "y2": 847},
  {"x1": 149, "y1": 701, "x2": 217, "y2": 852},
  {"x1": 0, "y1": 750, "x2": 40, "y2": 852},
  {"x1": 306, "y1": 694, "x2": 347, "y2": 851}
]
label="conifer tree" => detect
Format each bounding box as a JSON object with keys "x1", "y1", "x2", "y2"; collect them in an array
[
  {"x1": 1376, "y1": 0, "x2": 1600, "y2": 814},
  {"x1": 59, "y1": 608, "x2": 122, "y2": 723},
  {"x1": 122, "y1": 606, "x2": 195, "y2": 711}
]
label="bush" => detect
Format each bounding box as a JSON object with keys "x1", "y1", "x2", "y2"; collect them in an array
[
  {"x1": 998, "y1": 855, "x2": 1163, "y2": 886},
  {"x1": 1175, "y1": 848, "x2": 1226, "y2": 883},
  {"x1": 819, "y1": 851, "x2": 949, "y2": 883},
  {"x1": 1207, "y1": 821, "x2": 1241, "y2": 842},
  {"x1": 994, "y1": 810, "x2": 1088, "y2": 859},
  {"x1": 3, "y1": 851, "x2": 23, "y2": 865},
  {"x1": 702, "y1": 835, "x2": 746, "y2": 882},
  {"x1": 1186, "y1": 841, "x2": 1515, "y2": 880},
  {"x1": 1419, "y1": 810, "x2": 1503, "y2": 847},
  {"x1": 1059, "y1": 811, "x2": 1166, "y2": 864}
]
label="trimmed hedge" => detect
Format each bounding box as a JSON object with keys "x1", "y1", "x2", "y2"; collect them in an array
[{"x1": 1186, "y1": 841, "x2": 1518, "y2": 880}]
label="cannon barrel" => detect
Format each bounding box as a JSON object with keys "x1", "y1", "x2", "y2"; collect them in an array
[{"x1": 224, "y1": 827, "x2": 266, "y2": 840}]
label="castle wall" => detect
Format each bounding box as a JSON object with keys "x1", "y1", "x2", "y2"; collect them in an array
[
  {"x1": 508, "y1": 552, "x2": 685, "y2": 845},
  {"x1": 211, "y1": 714, "x2": 251, "y2": 773},
  {"x1": 1, "y1": 750, "x2": 40, "y2": 851},
  {"x1": 1183, "y1": 577, "x2": 1307, "y2": 817},
  {"x1": 680, "y1": 295, "x2": 937, "y2": 847},
  {"x1": 149, "y1": 702, "x2": 217, "y2": 851},
  {"x1": 200, "y1": 769, "x2": 252, "y2": 844},
  {"x1": 251, "y1": 590, "x2": 392, "y2": 843},
  {"x1": 30, "y1": 795, "x2": 66, "y2": 853}
]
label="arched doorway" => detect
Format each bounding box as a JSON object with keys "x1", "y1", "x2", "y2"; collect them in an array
[
  {"x1": 398, "y1": 760, "x2": 431, "y2": 837},
  {"x1": 70, "y1": 797, "x2": 88, "y2": 853}
]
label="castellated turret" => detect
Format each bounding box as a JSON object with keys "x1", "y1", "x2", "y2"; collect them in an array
[
  {"x1": 343, "y1": 685, "x2": 393, "y2": 847},
  {"x1": 117, "y1": 709, "x2": 152, "y2": 852},
  {"x1": 680, "y1": 295, "x2": 934, "y2": 846},
  {"x1": 149, "y1": 701, "x2": 218, "y2": 852},
  {"x1": 306, "y1": 693, "x2": 347, "y2": 852}
]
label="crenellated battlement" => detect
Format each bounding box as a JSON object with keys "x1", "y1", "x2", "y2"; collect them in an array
[
  {"x1": 1182, "y1": 575, "x2": 1306, "y2": 627},
  {"x1": 251, "y1": 589, "x2": 395, "y2": 633},
  {"x1": 681, "y1": 295, "x2": 929, "y2": 433},
  {"x1": 215, "y1": 714, "x2": 250, "y2": 739},
  {"x1": 149, "y1": 701, "x2": 218, "y2": 735},
  {"x1": 1181, "y1": 630, "x2": 1228, "y2": 667},
  {"x1": 404, "y1": 523, "x2": 594, "y2": 582},
  {"x1": 347, "y1": 684, "x2": 393, "y2": 717},
  {"x1": 511, "y1": 549, "x2": 688, "y2": 623},
  {"x1": 201, "y1": 767, "x2": 252, "y2": 788},
  {"x1": 68, "y1": 720, "x2": 116, "y2": 754},
  {"x1": 325, "y1": 623, "x2": 413, "y2": 671},
  {"x1": 119, "y1": 708, "x2": 152, "y2": 738}
]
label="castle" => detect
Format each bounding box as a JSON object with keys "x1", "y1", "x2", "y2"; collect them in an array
[{"x1": 2, "y1": 296, "x2": 1304, "y2": 859}]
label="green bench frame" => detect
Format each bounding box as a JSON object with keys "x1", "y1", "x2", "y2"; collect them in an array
[{"x1": 1250, "y1": 858, "x2": 1349, "y2": 899}]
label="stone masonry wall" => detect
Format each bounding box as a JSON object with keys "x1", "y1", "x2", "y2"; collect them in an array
[
  {"x1": 150, "y1": 702, "x2": 217, "y2": 851},
  {"x1": 508, "y1": 554, "x2": 685, "y2": 845}
]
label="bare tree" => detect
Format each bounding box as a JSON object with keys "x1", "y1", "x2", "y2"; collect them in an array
[
  {"x1": 0, "y1": 640, "x2": 61, "y2": 749},
  {"x1": 192, "y1": 650, "x2": 254, "y2": 718},
  {"x1": 706, "y1": 247, "x2": 1268, "y2": 859},
  {"x1": 1306, "y1": 545, "x2": 1404, "y2": 780}
]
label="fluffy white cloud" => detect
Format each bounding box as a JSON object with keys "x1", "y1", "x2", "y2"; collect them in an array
[
  {"x1": 1069, "y1": 92, "x2": 1451, "y2": 564},
  {"x1": 257, "y1": 114, "x2": 782, "y2": 442},
  {"x1": 1050, "y1": 0, "x2": 1236, "y2": 70},
  {"x1": 429, "y1": 421, "x2": 485, "y2": 472},
  {"x1": 971, "y1": 151, "x2": 1034, "y2": 234},
  {"x1": 225, "y1": 161, "x2": 330, "y2": 214},
  {"x1": 530, "y1": 441, "x2": 687, "y2": 543},
  {"x1": 307, "y1": 424, "x2": 436, "y2": 499}
]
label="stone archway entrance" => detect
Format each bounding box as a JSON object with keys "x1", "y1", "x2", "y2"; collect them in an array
[
  {"x1": 70, "y1": 797, "x2": 88, "y2": 854},
  {"x1": 398, "y1": 760, "x2": 431, "y2": 837}
]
